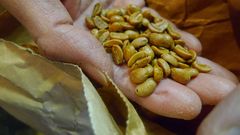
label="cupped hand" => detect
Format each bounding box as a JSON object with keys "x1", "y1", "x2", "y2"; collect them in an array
[{"x1": 1, "y1": 0, "x2": 238, "y2": 120}]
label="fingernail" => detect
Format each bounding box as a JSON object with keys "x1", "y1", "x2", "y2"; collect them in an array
[
  {"x1": 95, "y1": 68, "x2": 109, "y2": 87},
  {"x1": 86, "y1": 65, "x2": 109, "y2": 87}
]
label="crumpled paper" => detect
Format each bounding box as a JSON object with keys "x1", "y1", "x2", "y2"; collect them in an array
[
  {"x1": 0, "y1": 39, "x2": 149, "y2": 135},
  {"x1": 0, "y1": 39, "x2": 174, "y2": 135},
  {"x1": 0, "y1": 39, "x2": 118, "y2": 135},
  {"x1": 146, "y1": 0, "x2": 240, "y2": 79}
]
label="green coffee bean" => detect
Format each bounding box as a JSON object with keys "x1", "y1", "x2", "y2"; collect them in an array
[
  {"x1": 171, "y1": 68, "x2": 191, "y2": 84},
  {"x1": 130, "y1": 67, "x2": 152, "y2": 84},
  {"x1": 131, "y1": 37, "x2": 148, "y2": 48},
  {"x1": 112, "y1": 45, "x2": 124, "y2": 65},
  {"x1": 157, "y1": 58, "x2": 171, "y2": 77},
  {"x1": 93, "y1": 16, "x2": 108, "y2": 29},
  {"x1": 192, "y1": 61, "x2": 211, "y2": 73},
  {"x1": 130, "y1": 56, "x2": 152, "y2": 70},
  {"x1": 128, "y1": 51, "x2": 147, "y2": 67},
  {"x1": 149, "y1": 33, "x2": 174, "y2": 48},
  {"x1": 86, "y1": 3, "x2": 212, "y2": 97},
  {"x1": 161, "y1": 53, "x2": 178, "y2": 67},
  {"x1": 135, "y1": 78, "x2": 157, "y2": 97},
  {"x1": 153, "y1": 64, "x2": 163, "y2": 82}
]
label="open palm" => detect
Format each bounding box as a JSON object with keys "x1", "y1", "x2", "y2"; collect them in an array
[{"x1": 1, "y1": 0, "x2": 238, "y2": 120}]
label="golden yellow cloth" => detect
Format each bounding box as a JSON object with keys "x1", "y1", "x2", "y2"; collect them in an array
[{"x1": 147, "y1": 0, "x2": 240, "y2": 79}]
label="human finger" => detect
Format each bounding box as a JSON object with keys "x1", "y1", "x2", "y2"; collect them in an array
[
  {"x1": 186, "y1": 56, "x2": 238, "y2": 105},
  {"x1": 0, "y1": 0, "x2": 113, "y2": 86},
  {"x1": 196, "y1": 57, "x2": 239, "y2": 84},
  {"x1": 61, "y1": 0, "x2": 82, "y2": 20},
  {"x1": 113, "y1": 65, "x2": 202, "y2": 120},
  {"x1": 187, "y1": 73, "x2": 237, "y2": 105},
  {"x1": 178, "y1": 30, "x2": 202, "y2": 54}
]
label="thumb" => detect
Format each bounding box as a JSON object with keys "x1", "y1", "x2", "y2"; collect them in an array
[
  {"x1": 37, "y1": 27, "x2": 113, "y2": 86},
  {"x1": 0, "y1": 0, "x2": 113, "y2": 86}
]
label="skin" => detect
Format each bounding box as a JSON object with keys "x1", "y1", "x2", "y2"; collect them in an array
[
  {"x1": 0, "y1": 0, "x2": 238, "y2": 120},
  {"x1": 197, "y1": 85, "x2": 240, "y2": 135}
]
